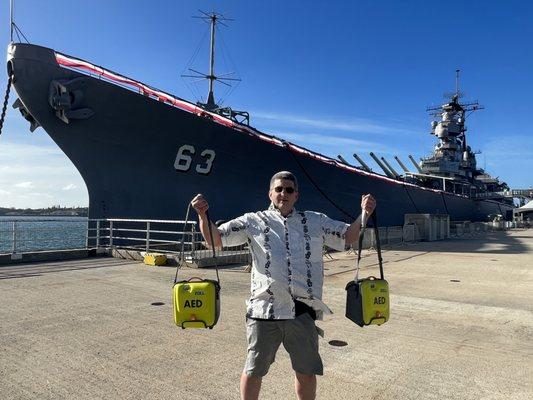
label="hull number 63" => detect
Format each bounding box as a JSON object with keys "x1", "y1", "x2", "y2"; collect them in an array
[{"x1": 174, "y1": 144, "x2": 216, "y2": 175}]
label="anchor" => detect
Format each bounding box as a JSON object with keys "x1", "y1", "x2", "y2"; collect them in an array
[{"x1": 49, "y1": 77, "x2": 94, "y2": 124}]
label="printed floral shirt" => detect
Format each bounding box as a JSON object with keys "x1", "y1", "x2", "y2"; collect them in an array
[{"x1": 218, "y1": 207, "x2": 349, "y2": 320}]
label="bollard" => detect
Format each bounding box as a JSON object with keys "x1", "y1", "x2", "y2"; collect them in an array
[
  {"x1": 146, "y1": 221, "x2": 151, "y2": 252},
  {"x1": 109, "y1": 220, "x2": 114, "y2": 247},
  {"x1": 96, "y1": 220, "x2": 101, "y2": 248},
  {"x1": 12, "y1": 221, "x2": 16, "y2": 253}
]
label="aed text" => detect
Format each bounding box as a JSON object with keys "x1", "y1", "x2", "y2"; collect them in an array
[
  {"x1": 373, "y1": 297, "x2": 386, "y2": 305},
  {"x1": 184, "y1": 299, "x2": 203, "y2": 308}
]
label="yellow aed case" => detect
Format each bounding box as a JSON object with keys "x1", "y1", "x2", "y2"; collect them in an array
[
  {"x1": 346, "y1": 277, "x2": 389, "y2": 326},
  {"x1": 172, "y1": 277, "x2": 220, "y2": 329},
  {"x1": 346, "y1": 211, "x2": 390, "y2": 327},
  {"x1": 172, "y1": 208, "x2": 221, "y2": 329}
]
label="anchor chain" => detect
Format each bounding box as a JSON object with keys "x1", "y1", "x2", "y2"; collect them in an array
[{"x1": 0, "y1": 73, "x2": 13, "y2": 137}]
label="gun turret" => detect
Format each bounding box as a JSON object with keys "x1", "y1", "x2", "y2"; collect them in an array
[
  {"x1": 408, "y1": 155, "x2": 423, "y2": 173},
  {"x1": 370, "y1": 152, "x2": 395, "y2": 179},
  {"x1": 380, "y1": 157, "x2": 401, "y2": 179},
  {"x1": 394, "y1": 156, "x2": 410, "y2": 173},
  {"x1": 352, "y1": 153, "x2": 372, "y2": 172}
]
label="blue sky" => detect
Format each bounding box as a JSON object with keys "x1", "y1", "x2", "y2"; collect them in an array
[{"x1": 0, "y1": 0, "x2": 532, "y2": 208}]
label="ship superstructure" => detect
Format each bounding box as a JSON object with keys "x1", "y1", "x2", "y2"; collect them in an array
[{"x1": 405, "y1": 72, "x2": 512, "y2": 203}]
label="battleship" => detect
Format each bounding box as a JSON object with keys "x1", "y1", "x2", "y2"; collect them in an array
[{"x1": 4, "y1": 13, "x2": 519, "y2": 227}]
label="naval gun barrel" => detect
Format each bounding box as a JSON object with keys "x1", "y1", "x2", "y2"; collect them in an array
[
  {"x1": 352, "y1": 153, "x2": 372, "y2": 172},
  {"x1": 369, "y1": 152, "x2": 396, "y2": 178},
  {"x1": 394, "y1": 156, "x2": 410, "y2": 173},
  {"x1": 380, "y1": 157, "x2": 401, "y2": 179},
  {"x1": 337, "y1": 155, "x2": 350, "y2": 165},
  {"x1": 408, "y1": 155, "x2": 423, "y2": 173}
]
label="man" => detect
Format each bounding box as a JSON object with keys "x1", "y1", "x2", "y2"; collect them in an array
[{"x1": 191, "y1": 171, "x2": 376, "y2": 400}]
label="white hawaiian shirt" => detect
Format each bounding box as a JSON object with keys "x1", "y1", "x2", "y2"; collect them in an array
[{"x1": 218, "y1": 207, "x2": 349, "y2": 320}]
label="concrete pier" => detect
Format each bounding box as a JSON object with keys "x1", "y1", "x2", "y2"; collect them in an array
[{"x1": 1, "y1": 229, "x2": 531, "y2": 399}]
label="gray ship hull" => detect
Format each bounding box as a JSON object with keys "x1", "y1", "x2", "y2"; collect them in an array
[{"x1": 7, "y1": 43, "x2": 514, "y2": 225}]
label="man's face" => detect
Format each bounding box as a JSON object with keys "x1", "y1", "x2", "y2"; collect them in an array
[{"x1": 269, "y1": 178, "x2": 299, "y2": 215}]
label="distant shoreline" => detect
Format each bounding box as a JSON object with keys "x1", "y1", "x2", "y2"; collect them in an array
[
  {"x1": 0, "y1": 214, "x2": 88, "y2": 217},
  {"x1": 0, "y1": 207, "x2": 88, "y2": 217}
]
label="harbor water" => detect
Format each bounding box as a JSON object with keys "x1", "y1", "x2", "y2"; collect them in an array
[{"x1": 0, "y1": 216, "x2": 88, "y2": 253}]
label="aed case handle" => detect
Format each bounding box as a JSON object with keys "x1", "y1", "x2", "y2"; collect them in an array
[
  {"x1": 187, "y1": 277, "x2": 206, "y2": 282},
  {"x1": 368, "y1": 315, "x2": 387, "y2": 324},
  {"x1": 355, "y1": 211, "x2": 384, "y2": 281},
  {"x1": 181, "y1": 320, "x2": 210, "y2": 329}
]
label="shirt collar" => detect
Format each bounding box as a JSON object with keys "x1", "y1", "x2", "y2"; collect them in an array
[{"x1": 268, "y1": 203, "x2": 298, "y2": 218}]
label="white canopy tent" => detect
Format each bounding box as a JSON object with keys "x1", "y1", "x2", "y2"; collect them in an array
[
  {"x1": 514, "y1": 200, "x2": 533, "y2": 222},
  {"x1": 517, "y1": 200, "x2": 533, "y2": 211}
]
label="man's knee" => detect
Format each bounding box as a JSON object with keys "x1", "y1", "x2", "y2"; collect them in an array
[
  {"x1": 295, "y1": 372, "x2": 316, "y2": 383},
  {"x1": 242, "y1": 373, "x2": 262, "y2": 383}
]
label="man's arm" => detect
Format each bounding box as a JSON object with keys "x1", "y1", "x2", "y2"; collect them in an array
[
  {"x1": 344, "y1": 214, "x2": 362, "y2": 246},
  {"x1": 344, "y1": 194, "x2": 376, "y2": 246},
  {"x1": 191, "y1": 194, "x2": 222, "y2": 249}
]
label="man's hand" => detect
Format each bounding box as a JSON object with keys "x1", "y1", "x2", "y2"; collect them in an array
[
  {"x1": 345, "y1": 194, "x2": 377, "y2": 246},
  {"x1": 191, "y1": 194, "x2": 209, "y2": 217},
  {"x1": 361, "y1": 194, "x2": 376, "y2": 215}
]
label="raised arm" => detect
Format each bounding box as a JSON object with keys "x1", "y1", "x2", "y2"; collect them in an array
[
  {"x1": 191, "y1": 194, "x2": 222, "y2": 249},
  {"x1": 344, "y1": 194, "x2": 376, "y2": 246}
]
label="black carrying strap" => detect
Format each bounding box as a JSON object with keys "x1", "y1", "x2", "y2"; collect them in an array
[
  {"x1": 205, "y1": 210, "x2": 221, "y2": 282},
  {"x1": 355, "y1": 211, "x2": 384, "y2": 281},
  {"x1": 173, "y1": 204, "x2": 220, "y2": 284}
]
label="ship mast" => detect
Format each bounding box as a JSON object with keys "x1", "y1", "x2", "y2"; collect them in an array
[
  {"x1": 10, "y1": 0, "x2": 14, "y2": 42},
  {"x1": 455, "y1": 69, "x2": 460, "y2": 97},
  {"x1": 182, "y1": 11, "x2": 240, "y2": 111},
  {"x1": 207, "y1": 13, "x2": 217, "y2": 108}
]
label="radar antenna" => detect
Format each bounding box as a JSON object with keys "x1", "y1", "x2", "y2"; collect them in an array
[
  {"x1": 455, "y1": 69, "x2": 460, "y2": 97},
  {"x1": 427, "y1": 70, "x2": 484, "y2": 117},
  {"x1": 181, "y1": 11, "x2": 241, "y2": 110},
  {"x1": 442, "y1": 69, "x2": 464, "y2": 100}
]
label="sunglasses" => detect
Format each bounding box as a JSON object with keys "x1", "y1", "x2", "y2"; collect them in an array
[{"x1": 274, "y1": 186, "x2": 295, "y2": 194}]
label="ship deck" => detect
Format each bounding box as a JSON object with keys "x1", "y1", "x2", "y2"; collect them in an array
[{"x1": 1, "y1": 230, "x2": 532, "y2": 399}]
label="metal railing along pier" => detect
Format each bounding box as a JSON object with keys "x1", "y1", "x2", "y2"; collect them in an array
[
  {"x1": 1, "y1": 216, "x2": 525, "y2": 264},
  {"x1": 0, "y1": 218, "x2": 87, "y2": 254},
  {"x1": 87, "y1": 218, "x2": 250, "y2": 266}
]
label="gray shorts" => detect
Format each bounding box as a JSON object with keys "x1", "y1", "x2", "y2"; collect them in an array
[{"x1": 243, "y1": 313, "x2": 323, "y2": 377}]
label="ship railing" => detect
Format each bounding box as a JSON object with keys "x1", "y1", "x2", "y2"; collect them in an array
[
  {"x1": 348, "y1": 219, "x2": 518, "y2": 249},
  {"x1": 0, "y1": 217, "x2": 88, "y2": 256},
  {"x1": 87, "y1": 218, "x2": 250, "y2": 267},
  {"x1": 448, "y1": 220, "x2": 519, "y2": 236},
  {"x1": 346, "y1": 225, "x2": 421, "y2": 252}
]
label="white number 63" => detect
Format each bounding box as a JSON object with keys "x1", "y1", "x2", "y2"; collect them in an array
[{"x1": 174, "y1": 145, "x2": 216, "y2": 175}]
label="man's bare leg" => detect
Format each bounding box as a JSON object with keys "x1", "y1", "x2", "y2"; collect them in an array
[
  {"x1": 240, "y1": 373, "x2": 262, "y2": 400},
  {"x1": 294, "y1": 372, "x2": 317, "y2": 400}
]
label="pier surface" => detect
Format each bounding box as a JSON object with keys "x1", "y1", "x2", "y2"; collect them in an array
[{"x1": 1, "y1": 230, "x2": 532, "y2": 399}]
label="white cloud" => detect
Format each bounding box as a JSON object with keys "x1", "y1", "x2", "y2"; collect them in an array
[
  {"x1": 252, "y1": 110, "x2": 417, "y2": 136},
  {"x1": 14, "y1": 181, "x2": 34, "y2": 189},
  {"x1": 0, "y1": 135, "x2": 88, "y2": 208},
  {"x1": 274, "y1": 131, "x2": 395, "y2": 154},
  {"x1": 28, "y1": 192, "x2": 54, "y2": 198},
  {"x1": 478, "y1": 135, "x2": 533, "y2": 188},
  {"x1": 482, "y1": 136, "x2": 533, "y2": 158},
  {"x1": 62, "y1": 184, "x2": 77, "y2": 191}
]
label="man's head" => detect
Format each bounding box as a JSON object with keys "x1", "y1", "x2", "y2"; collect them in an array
[{"x1": 268, "y1": 171, "x2": 299, "y2": 216}]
